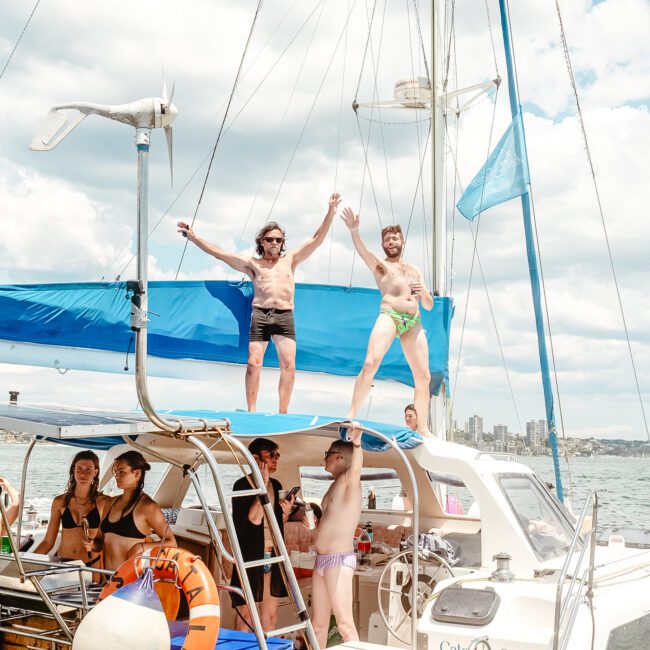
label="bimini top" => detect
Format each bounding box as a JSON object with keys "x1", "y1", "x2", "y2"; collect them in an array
[
  {"x1": 0, "y1": 281, "x2": 453, "y2": 394},
  {"x1": 0, "y1": 404, "x2": 421, "y2": 452}
]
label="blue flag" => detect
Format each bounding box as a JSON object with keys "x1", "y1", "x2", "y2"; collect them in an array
[{"x1": 456, "y1": 113, "x2": 530, "y2": 221}]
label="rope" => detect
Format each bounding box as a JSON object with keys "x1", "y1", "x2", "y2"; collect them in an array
[
  {"x1": 0, "y1": 0, "x2": 41, "y2": 83},
  {"x1": 554, "y1": 0, "x2": 649, "y2": 441},
  {"x1": 174, "y1": 0, "x2": 266, "y2": 280}
]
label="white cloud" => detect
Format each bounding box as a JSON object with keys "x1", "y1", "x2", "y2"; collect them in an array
[{"x1": 0, "y1": 0, "x2": 648, "y2": 441}]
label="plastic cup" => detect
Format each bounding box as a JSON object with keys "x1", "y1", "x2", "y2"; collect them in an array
[{"x1": 1, "y1": 536, "x2": 11, "y2": 553}]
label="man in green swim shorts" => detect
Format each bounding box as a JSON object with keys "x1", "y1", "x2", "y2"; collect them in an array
[{"x1": 341, "y1": 207, "x2": 434, "y2": 437}]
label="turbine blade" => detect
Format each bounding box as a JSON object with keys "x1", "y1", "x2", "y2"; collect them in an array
[
  {"x1": 162, "y1": 67, "x2": 168, "y2": 103},
  {"x1": 165, "y1": 125, "x2": 174, "y2": 187},
  {"x1": 168, "y1": 82, "x2": 175, "y2": 106}
]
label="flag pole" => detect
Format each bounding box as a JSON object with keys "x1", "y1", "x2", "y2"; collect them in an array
[{"x1": 498, "y1": 0, "x2": 564, "y2": 501}]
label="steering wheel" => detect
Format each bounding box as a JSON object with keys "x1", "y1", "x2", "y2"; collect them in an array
[{"x1": 377, "y1": 549, "x2": 455, "y2": 646}]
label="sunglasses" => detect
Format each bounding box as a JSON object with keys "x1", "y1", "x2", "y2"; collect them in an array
[
  {"x1": 262, "y1": 450, "x2": 281, "y2": 460},
  {"x1": 263, "y1": 237, "x2": 285, "y2": 244},
  {"x1": 324, "y1": 450, "x2": 340, "y2": 458}
]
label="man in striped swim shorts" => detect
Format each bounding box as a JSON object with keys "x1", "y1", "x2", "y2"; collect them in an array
[{"x1": 310, "y1": 425, "x2": 363, "y2": 647}]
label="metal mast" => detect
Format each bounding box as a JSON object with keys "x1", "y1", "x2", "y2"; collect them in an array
[{"x1": 498, "y1": 0, "x2": 564, "y2": 501}]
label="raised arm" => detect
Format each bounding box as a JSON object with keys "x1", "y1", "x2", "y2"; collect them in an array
[
  {"x1": 410, "y1": 265, "x2": 434, "y2": 311},
  {"x1": 345, "y1": 424, "x2": 363, "y2": 485},
  {"x1": 340, "y1": 208, "x2": 384, "y2": 273},
  {"x1": 290, "y1": 193, "x2": 341, "y2": 266},
  {"x1": 177, "y1": 221, "x2": 254, "y2": 277}
]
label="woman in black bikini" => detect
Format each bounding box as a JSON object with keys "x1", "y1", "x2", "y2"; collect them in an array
[
  {"x1": 35, "y1": 450, "x2": 108, "y2": 565},
  {"x1": 90, "y1": 451, "x2": 176, "y2": 571}
]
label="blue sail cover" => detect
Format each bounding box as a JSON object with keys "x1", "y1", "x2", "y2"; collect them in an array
[{"x1": 0, "y1": 281, "x2": 453, "y2": 393}]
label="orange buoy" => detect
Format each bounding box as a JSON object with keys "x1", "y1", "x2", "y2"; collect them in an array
[{"x1": 100, "y1": 547, "x2": 220, "y2": 650}]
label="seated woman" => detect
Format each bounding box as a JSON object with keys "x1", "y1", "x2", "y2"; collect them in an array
[
  {"x1": 91, "y1": 450, "x2": 176, "y2": 571},
  {"x1": 0, "y1": 476, "x2": 21, "y2": 536},
  {"x1": 35, "y1": 451, "x2": 108, "y2": 565}
]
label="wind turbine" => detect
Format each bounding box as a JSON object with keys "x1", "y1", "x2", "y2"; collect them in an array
[{"x1": 29, "y1": 82, "x2": 197, "y2": 435}]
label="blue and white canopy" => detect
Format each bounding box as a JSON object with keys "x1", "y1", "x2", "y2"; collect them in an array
[{"x1": 0, "y1": 403, "x2": 422, "y2": 452}]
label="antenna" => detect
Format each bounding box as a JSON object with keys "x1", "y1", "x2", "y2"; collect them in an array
[{"x1": 29, "y1": 81, "x2": 182, "y2": 434}]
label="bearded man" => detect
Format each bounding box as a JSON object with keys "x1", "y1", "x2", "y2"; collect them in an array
[{"x1": 341, "y1": 207, "x2": 433, "y2": 437}]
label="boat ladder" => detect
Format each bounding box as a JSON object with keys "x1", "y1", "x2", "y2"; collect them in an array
[
  {"x1": 552, "y1": 491, "x2": 598, "y2": 650},
  {"x1": 186, "y1": 434, "x2": 319, "y2": 650}
]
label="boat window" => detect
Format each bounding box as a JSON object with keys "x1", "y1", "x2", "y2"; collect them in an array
[
  {"x1": 498, "y1": 475, "x2": 575, "y2": 559},
  {"x1": 300, "y1": 467, "x2": 405, "y2": 510},
  {"x1": 426, "y1": 471, "x2": 479, "y2": 517}
]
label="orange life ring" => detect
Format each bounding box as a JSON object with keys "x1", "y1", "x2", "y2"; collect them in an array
[{"x1": 99, "y1": 546, "x2": 220, "y2": 650}]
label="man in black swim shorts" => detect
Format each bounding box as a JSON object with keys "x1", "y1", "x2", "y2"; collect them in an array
[{"x1": 178, "y1": 193, "x2": 340, "y2": 412}]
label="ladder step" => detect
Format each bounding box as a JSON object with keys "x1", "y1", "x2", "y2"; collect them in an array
[
  {"x1": 243, "y1": 555, "x2": 285, "y2": 569},
  {"x1": 228, "y1": 488, "x2": 265, "y2": 498},
  {"x1": 266, "y1": 621, "x2": 309, "y2": 638}
]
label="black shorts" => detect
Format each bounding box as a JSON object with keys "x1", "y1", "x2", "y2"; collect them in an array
[{"x1": 249, "y1": 307, "x2": 296, "y2": 342}]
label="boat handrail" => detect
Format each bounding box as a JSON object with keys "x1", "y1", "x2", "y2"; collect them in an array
[
  {"x1": 553, "y1": 490, "x2": 597, "y2": 650},
  {"x1": 474, "y1": 451, "x2": 519, "y2": 462},
  {"x1": 121, "y1": 435, "x2": 236, "y2": 565}
]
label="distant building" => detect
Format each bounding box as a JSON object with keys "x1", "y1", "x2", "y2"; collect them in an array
[
  {"x1": 468, "y1": 415, "x2": 483, "y2": 443},
  {"x1": 526, "y1": 419, "x2": 547, "y2": 448},
  {"x1": 493, "y1": 424, "x2": 508, "y2": 444}
]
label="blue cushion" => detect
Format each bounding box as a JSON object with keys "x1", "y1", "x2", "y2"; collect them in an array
[{"x1": 170, "y1": 627, "x2": 293, "y2": 649}]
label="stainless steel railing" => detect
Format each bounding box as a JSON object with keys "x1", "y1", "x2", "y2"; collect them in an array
[{"x1": 553, "y1": 490, "x2": 597, "y2": 650}]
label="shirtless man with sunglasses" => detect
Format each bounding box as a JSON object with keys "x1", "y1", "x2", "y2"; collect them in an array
[{"x1": 178, "y1": 193, "x2": 340, "y2": 413}]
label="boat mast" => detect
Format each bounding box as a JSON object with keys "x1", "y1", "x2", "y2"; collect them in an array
[
  {"x1": 431, "y1": 0, "x2": 445, "y2": 297},
  {"x1": 429, "y1": 0, "x2": 448, "y2": 441},
  {"x1": 497, "y1": 0, "x2": 564, "y2": 501}
]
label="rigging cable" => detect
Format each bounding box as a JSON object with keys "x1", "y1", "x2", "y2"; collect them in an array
[
  {"x1": 109, "y1": 0, "x2": 326, "y2": 281},
  {"x1": 0, "y1": 0, "x2": 41, "y2": 83},
  {"x1": 554, "y1": 0, "x2": 649, "y2": 441},
  {"x1": 447, "y1": 0, "x2": 526, "y2": 436},
  {"x1": 174, "y1": 0, "x2": 266, "y2": 280},
  {"x1": 503, "y1": 0, "x2": 569, "y2": 450},
  {"x1": 368, "y1": 0, "x2": 394, "y2": 224},
  {"x1": 446, "y1": 89, "x2": 525, "y2": 439},
  {"x1": 328, "y1": 0, "x2": 352, "y2": 283},
  {"x1": 349, "y1": 0, "x2": 381, "y2": 284},
  {"x1": 263, "y1": 0, "x2": 359, "y2": 225},
  {"x1": 228, "y1": 0, "x2": 329, "y2": 280},
  {"x1": 404, "y1": 0, "x2": 431, "y2": 284}
]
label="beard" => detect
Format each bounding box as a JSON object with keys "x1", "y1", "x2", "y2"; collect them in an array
[{"x1": 382, "y1": 242, "x2": 403, "y2": 259}]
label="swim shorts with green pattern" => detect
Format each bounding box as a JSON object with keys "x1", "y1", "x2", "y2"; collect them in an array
[{"x1": 381, "y1": 308, "x2": 422, "y2": 337}]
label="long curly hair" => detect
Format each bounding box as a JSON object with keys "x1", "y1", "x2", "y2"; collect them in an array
[
  {"x1": 255, "y1": 222, "x2": 286, "y2": 257},
  {"x1": 114, "y1": 450, "x2": 151, "y2": 513},
  {"x1": 63, "y1": 450, "x2": 101, "y2": 508}
]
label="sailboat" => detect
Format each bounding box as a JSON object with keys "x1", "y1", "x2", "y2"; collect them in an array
[{"x1": 1, "y1": 1, "x2": 650, "y2": 649}]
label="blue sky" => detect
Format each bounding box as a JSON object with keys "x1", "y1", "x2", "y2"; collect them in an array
[{"x1": 0, "y1": 0, "x2": 649, "y2": 439}]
